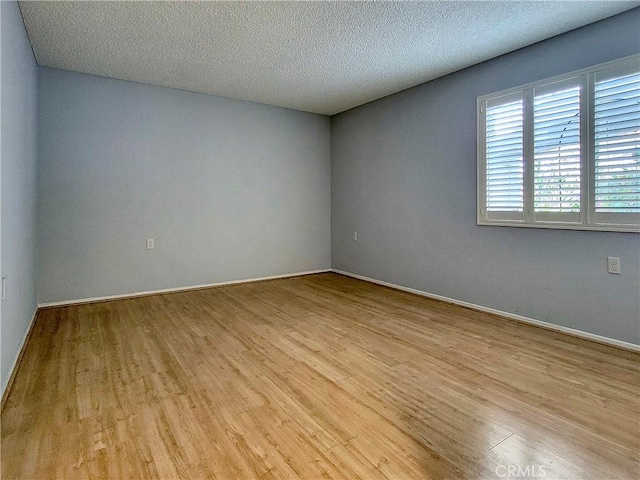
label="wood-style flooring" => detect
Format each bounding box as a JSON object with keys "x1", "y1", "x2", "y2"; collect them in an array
[{"x1": 1, "y1": 273, "x2": 638, "y2": 479}]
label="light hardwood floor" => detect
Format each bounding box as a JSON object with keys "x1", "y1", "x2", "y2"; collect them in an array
[{"x1": 1, "y1": 273, "x2": 638, "y2": 479}]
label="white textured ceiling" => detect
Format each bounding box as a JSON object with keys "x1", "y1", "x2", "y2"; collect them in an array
[{"x1": 19, "y1": 1, "x2": 639, "y2": 115}]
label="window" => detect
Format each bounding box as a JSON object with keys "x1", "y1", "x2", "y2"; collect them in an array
[{"x1": 478, "y1": 55, "x2": 640, "y2": 232}]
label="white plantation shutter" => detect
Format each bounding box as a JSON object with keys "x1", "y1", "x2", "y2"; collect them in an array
[
  {"x1": 478, "y1": 55, "x2": 639, "y2": 231},
  {"x1": 592, "y1": 63, "x2": 640, "y2": 225},
  {"x1": 483, "y1": 93, "x2": 524, "y2": 221},
  {"x1": 533, "y1": 79, "x2": 582, "y2": 222}
]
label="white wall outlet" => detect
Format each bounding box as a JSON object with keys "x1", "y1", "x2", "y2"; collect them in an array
[
  {"x1": 352, "y1": 231, "x2": 358, "y2": 241},
  {"x1": 1, "y1": 277, "x2": 5, "y2": 300},
  {"x1": 607, "y1": 257, "x2": 620, "y2": 274},
  {"x1": 146, "y1": 238, "x2": 155, "y2": 250}
]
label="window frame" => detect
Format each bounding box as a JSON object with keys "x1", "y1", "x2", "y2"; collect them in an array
[{"x1": 477, "y1": 54, "x2": 640, "y2": 233}]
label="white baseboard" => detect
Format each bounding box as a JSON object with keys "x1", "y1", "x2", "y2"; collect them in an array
[
  {"x1": 38, "y1": 269, "x2": 331, "y2": 308},
  {"x1": 331, "y1": 269, "x2": 640, "y2": 353},
  {"x1": 35, "y1": 267, "x2": 640, "y2": 352},
  {"x1": 2, "y1": 307, "x2": 39, "y2": 408}
]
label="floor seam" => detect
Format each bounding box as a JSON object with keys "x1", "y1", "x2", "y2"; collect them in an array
[
  {"x1": 325, "y1": 435, "x2": 358, "y2": 452},
  {"x1": 489, "y1": 432, "x2": 514, "y2": 451}
]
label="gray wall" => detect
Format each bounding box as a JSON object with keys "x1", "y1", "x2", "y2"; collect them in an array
[
  {"x1": 332, "y1": 9, "x2": 640, "y2": 345},
  {"x1": 1, "y1": 1, "x2": 39, "y2": 394},
  {"x1": 38, "y1": 69, "x2": 330, "y2": 304}
]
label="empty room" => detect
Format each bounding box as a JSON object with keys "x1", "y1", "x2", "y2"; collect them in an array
[{"x1": 2, "y1": 1, "x2": 639, "y2": 479}]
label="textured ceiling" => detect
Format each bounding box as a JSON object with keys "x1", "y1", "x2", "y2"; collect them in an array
[{"x1": 19, "y1": 1, "x2": 638, "y2": 115}]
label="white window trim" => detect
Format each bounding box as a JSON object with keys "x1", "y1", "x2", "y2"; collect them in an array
[{"x1": 477, "y1": 54, "x2": 640, "y2": 233}]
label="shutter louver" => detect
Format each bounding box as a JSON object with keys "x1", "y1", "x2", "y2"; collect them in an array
[
  {"x1": 594, "y1": 72, "x2": 640, "y2": 214},
  {"x1": 485, "y1": 99, "x2": 524, "y2": 212},
  {"x1": 533, "y1": 86, "x2": 581, "y2": 213}
]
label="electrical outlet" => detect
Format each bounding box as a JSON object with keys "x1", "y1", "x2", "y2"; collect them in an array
[
  {"x1": 146, "y1": 238, "x2": 155, "y2": 250},
  {"x1": 353, "y1": 232, "x2": 358, "y2": 241},
  {"x1": 607, "y1": 257, "x2": 620, "y2": 274},
  {"x1": 1, "y1": 277, "x2": 5, "y2": 300}
]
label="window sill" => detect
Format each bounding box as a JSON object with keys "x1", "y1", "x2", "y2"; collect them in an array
[{"x1": 477, "y1": 219, "x2": 640, "y2": 233}]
